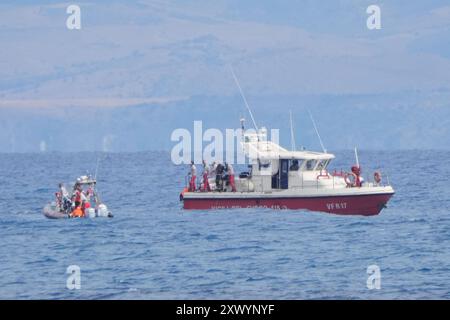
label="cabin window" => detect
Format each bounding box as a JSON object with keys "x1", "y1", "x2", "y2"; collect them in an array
[
  {"x1": 316, "y1": 159, "x2": 329, "y2": 171},
  {"x1": 304, "y1": 160, "x2": 317, "y2": 171},
  {"x1": 289, "y1": 159, "x2": 303, "y2": 171}
]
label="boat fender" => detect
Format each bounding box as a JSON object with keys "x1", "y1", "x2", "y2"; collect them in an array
[
  {"x1": 87, "y1": 207, "x2": 96, "y2": 218},
  {"x1": 97, "y1": 204, "x2": 109, "y2": 217}
]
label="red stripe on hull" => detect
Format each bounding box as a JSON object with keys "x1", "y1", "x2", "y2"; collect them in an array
[{"x1": 183, "y1": 193, "x2": 394, "y2": 216}]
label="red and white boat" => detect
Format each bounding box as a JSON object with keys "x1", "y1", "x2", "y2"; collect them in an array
[{"x1": 180, "y1": 126, "x2": 394, "y2": 216}]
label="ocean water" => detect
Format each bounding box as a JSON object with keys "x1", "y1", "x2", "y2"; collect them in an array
[{"x1": 0, "y1": 150, "x2": 449, "y2": 299}]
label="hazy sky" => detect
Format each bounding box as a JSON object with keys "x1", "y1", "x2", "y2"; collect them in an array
[{"x1": 1, "y1": 1, "x2": 450, "y2": 151}]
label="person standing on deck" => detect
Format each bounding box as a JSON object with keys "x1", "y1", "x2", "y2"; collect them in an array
[
  {"x1": 209, "y1": 161, "x2": 217, "y2": 178},
  {"x1": 202, "y1": 160, "x2": 211, "y2": 192},
  {"x1": 189, "y1": 160, "x2": 197, "y2": 191},
  {"x1": 71, "y1": 183, "x2": 82, "y2": 208},
  {"x1": 215, "y1": 163, "x2": 225, "y2": 191},
  {"x1": 59, "y1": 183, "x2": 69, "y2": 200},
  {"x1": 70, "y1": 183, "x2": 85, "y2": 218},
  {"x1": 226, "y1": 163, "x2": 237, "y2": 192},
  {"x1": 59, "y1": 183, "x2": 71, "y2": 212}
]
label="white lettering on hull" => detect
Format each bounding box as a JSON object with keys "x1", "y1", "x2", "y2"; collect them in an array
[
  {"x1": 210, "y1": 204, "x2": 288, "y2": 210},
  {"x1": 326, "y1": 202, "x2": 347, "y2": 210}
]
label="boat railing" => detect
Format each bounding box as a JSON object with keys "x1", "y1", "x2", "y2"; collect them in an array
[
  {"x1": 184, "y1": 170, "x2": 391, "y2": 193},
  {"x1": 296, "y1": 170, "x2": 392, "y2": 191}
]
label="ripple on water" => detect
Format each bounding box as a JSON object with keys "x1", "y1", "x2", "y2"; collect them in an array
[{"x1": 0, "y1": 151, "x2": 449, "y2": 299}]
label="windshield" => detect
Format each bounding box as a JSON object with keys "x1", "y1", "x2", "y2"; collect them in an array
[
  {"x1": 289, "y1": 159, "x2": 303, "y2": 171},
  {"x1": 304, "y1": 160, "x2": 317, "y2": 171},
  {"x1": 316, "y1": 159, "x2": 330, "y2": 171}
]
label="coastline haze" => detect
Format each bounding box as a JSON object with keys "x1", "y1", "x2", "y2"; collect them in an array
[{"x1": 1, "y1": 0, "x2": 450, "y2": 151}]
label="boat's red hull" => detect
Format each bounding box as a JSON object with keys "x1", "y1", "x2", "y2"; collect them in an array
[{"x1": 183, "y1": 193, "x2": 394, "y2": 216}]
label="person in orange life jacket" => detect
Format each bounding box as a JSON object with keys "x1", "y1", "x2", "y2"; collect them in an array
[
  {"x1": 70, "y1": 206, "x2": 84, "y2": 218},
  {"x1": 71, "y1": 183, "x2": 82, "y2": 207},
  {"x1": 202, "y1": 160, "x2": 211, "y2": 192},
  {"x1": 70, "y1": 183, "x2": 86, "y2": 217},
  {"x1": 189, "y1": 161, "x2": 197, "y2": 191},
  {"x1": 225, "y1": 162, "x2": 236, "y2": 192}
]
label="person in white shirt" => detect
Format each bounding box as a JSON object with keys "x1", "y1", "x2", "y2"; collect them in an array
[
  {"x1": 209, "y1": 161, "x2": 217, "y2": 178},
  {"x1": 189, "y1": 161, "x2": 197, "y2": 191},
  {"x1": 202, "y1": 160, "x2": 211, "y2": 192},
  {"x1": 58, "y1": 183, "x2": 71, "y2": 211},
  {"x1": 59, "y1": 183, "x2": 69, "y2": 199}
]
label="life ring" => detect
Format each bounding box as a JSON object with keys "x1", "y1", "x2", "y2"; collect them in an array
[
  {"x1": 316, "y1": 170, "x2": 330, "y2": 180},
  {"x1": 374, "y1": 171, "x2": 382, "y2": 184},
  {"x1": 344, "y1": 172, "x2": 357, "y2": 187}
]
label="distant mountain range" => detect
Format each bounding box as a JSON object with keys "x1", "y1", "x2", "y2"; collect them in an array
[
  {"x1": 1, "y1": 92, "x2": 449, "y2": 152},
  {"x1": 1, "y1": 1, "x2": 450, "y2": 151}
]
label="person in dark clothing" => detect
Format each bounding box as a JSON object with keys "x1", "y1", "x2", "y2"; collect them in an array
[
  {"x1": 215, "y1": 163, "x2": 225, "y2": 191},
  {"x1": 290, "y1": 160, "x2": 299, "y2": 171}
]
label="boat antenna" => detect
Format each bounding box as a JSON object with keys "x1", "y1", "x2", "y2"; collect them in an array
[
  {"x1": 289, "y1": 110, "x2": 296, "y2": 151},
  {"x1": 240, "y1": 115, "x2": 246, "y2": 141},
  {"x1": 229, "y1": 65, "x2": 259, "y2": 132},
  {"x1": 354, "y1": 147, "x2": 360, "y2": 168},
  {"x1": 308, "y1": 109, "x2": 327, "y2": 153},
  {"x1": 93, "y1": 154, "x2": 103, "y2": 205},
  {"x1": 94, "y1": 155, "x2": 101, "y2": 180}
]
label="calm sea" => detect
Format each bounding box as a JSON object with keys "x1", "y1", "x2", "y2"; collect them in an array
[{"x1": 0, "y1": 150, "x2": 449, "y2": 299}]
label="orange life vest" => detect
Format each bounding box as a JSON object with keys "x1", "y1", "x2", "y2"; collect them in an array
[{"x1": 70, "y1": 207, "x2": 84, "y2": 218}]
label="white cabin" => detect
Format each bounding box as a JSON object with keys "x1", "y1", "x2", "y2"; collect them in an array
[{"x1": 236, "y1": 128, "x2": 347, "y2": 193}]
